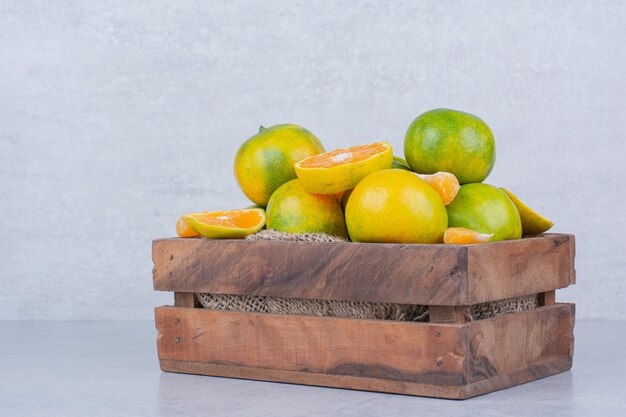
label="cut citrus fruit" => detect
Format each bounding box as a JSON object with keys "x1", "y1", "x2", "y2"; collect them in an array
[
  {"x1": 183, "y1": 208, "x2": 266, "y2": 239},
  {"x1": 176, "y1": 216, "x2": 200, "y2": 238},
  {"x1": 416, "y1": 172, "x2": 460, "y2": 205},
  {"x1": 500, "y1": 188, "x2": 554, "y2": 235},
  {"x1": 444, "y1": 227, "x2": 493, "y2": 244},
  {"x1": 392, "y1": 156, "x2": 412, "y2": 171},
  {"x1": 294, "y1": 142, "x2": 393, "y2": 194}
]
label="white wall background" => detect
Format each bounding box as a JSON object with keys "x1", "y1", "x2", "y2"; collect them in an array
[{"x1": 1, "y1": 0, "x2": 625, "y2": 320}]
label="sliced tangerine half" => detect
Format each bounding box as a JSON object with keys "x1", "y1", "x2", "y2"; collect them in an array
[
  {"x1": 176, "y1": 216, "x2": 200, "y2": 238},
  {"x1": 294, "y1": 142, "x2": 393, "y2": 194},
  {"x1": 183, "y1": 208, "x2": 266, "y2": 239},
  {"x1": 500, "y1": 188, "x2": 554, "y2": 235}
]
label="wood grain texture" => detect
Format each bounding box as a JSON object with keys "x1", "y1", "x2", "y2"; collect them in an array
[
  {"x1": 155, "y1": 307, "x2": 468, "y2": 386},
  {"x1": 153, "y1": 238, "x2": 467, "y2": 305},
  {"x1": 467, "y1": 303, "x2": 574, "y2": 385},
  {"x1": 568, "y1": 234, "x2": 577, "y2": 284},
  {"x1": 466, "y1": 234, "x2": 575, "y2": 304},
  {"x1": 155, "y1": 303, "x2": 574, "y2": 399},
  {"x1": 158, "y1": 359, "x2": 468, "y2": 399},
  {"x1": 153, "y1": 234, "x2": 575, "y2": 305}
]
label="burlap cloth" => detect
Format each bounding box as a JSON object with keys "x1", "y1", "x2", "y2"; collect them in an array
[{"x1": 195, "y1": 230, "x2": 538, "y2": 322}]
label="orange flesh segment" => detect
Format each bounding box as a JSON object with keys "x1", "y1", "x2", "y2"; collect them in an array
[
  {"x1": 189, "y1": 210, "x2": 263, "y2": 229},
  {"x1": 417, "y1": 172, "x2": 460, "y2": 205},
  {"x1": 444, "y1": 227, "x2": 493, "y2": 244},
  {"x1": 176, "y1": 216, "x2": 200, "y2": 237},
  {"x1": 297, "y1": 143, "x2": 389, "y2": 168}
]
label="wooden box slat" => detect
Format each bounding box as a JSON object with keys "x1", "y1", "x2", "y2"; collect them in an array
[
  {"x1": 466, "y1": 235, "x2": 576, "y2": 303},
  {"x1": 153, "y1": 234, "x2": 575, "y2": 305},
  {"x1": 156, "y1": 306, "x2": 467, "y2": 385},
  {"x1": 155, "y1": 303, "x2": 574, "y2": 399}
]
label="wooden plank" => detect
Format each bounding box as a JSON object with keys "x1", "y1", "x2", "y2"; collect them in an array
[
  {"x1": 155, "y1": 304, "x2": 574, "y2": 399},
  {"x1": 159, "y1": 359, "x2": 467, "y2": 399},
  {"x1": 429, "y1": 306, "x2": 468, "y2": 323},
  {"x1": 155, "y1": 307, "x2": 469, "y2": 387},
  {"x1": 159, "y1": 356, "x2": 572, "y2": 400},
  {"x1": 153, "y1": 238, "x2": 468, "y2": 305},
  {"x1": 466, "y1": 234, "x2": 575, "y2": 304},
  {"x1": 153, "y1": 234, "x2": 575, "y2": 305},
  {"x1": 569, "y1": 234, "x2": 577, "y2": 284},
  {"x1": 174, "y1": 292, "x2": 199, "y2": 308}
]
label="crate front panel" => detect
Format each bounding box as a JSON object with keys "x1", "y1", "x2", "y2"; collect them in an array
[
  {"x1": 155, "y1": 306, "x2": 468, "y2": 386},
  {"x1": 152, "y1": 234, "x2": 575, "y2": 305},
  {"x1": 155, "y1": 303, "x2": 574, "y2": 398}
]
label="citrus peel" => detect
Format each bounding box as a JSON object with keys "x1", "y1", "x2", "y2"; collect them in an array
[{"x1": 500, "y1": 188, "x2": 554, "y2": 235}]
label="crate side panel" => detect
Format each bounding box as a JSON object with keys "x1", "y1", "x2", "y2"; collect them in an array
[
  {"x1": 467, "y1": 234, "x2": 575, "y2": 304},
  {"x1": 467, "y1": 303, "x2": 574, "y2": 385}
]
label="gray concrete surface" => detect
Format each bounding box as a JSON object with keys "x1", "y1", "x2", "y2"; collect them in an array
[
  {"x1": 1, "y1": 1, "x2": 626, "y2": 320},
  {"x1": 0, "y1": 319, "x2": 624, "y2": 417}
]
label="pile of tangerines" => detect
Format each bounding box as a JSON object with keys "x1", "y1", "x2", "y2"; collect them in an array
[{"x1": 176, "y1": 108, "x2": 553, "y2": 244}]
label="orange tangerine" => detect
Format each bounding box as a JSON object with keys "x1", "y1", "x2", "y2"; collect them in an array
[
  {"x1": 416, "y1": 172, "x2": 460, "y2": 205},
  {"x1": 405, "y1": 109, "x2": 495, "y2": 184},
  {"x1": 266, "y1": 179, "x2": 348, "y2": 238},
  {"x1": 345, "y1": 169, "x2": 448, "y2": 243},
  {"x1": 443, "y1": 227, "x2": 493, "y2": 244},
  {"x1": 294, "y1": 142, "x2": 393, "y2": 194},
  {"x1": 446, "y1": 183, "x2": 522, "y2": 242},
  {"x1": 183, "y1": 208, "x2": 266, "y2": 239},
  {"x1": 234, "y1": 124, "x2": 324, "y2": 206}
]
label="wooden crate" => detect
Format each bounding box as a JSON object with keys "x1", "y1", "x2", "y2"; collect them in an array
[{"x1": 153, "y1": 233, "x2": 575, "y2": 399}]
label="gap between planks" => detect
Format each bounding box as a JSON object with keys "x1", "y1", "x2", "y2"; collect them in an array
[
  {"x1": 174, "y1": 292, "x2": 200, "y2": 308},
  {"x1": 174, "y1": 291, "x2": 558, "y2": 322}
]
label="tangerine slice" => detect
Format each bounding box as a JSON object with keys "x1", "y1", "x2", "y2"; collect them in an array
[
  {"x1": 176, "y1": 216, "x2": 200, "y2": 238},
  {"x1": 294, "y1": 142, "x2": 393, "y2": 194},
  {"x1": 183, "y1": 208, "x2": 266, "y2": 239},
  {"x1": 416, "y1": 172, "x2": 460, "y2": 205},
  {"x1": 444, "y1": 227, "x2": 493, "y2": 244},
  {"x1": 500, "y1": 188, "x2": 554, "y2": 235}
]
